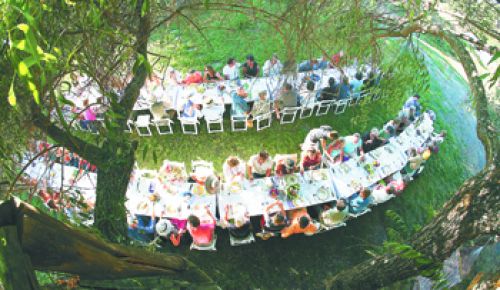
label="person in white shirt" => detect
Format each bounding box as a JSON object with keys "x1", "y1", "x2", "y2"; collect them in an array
[
  {"x1": 222, "y1": 156, "x2": 246, "y2": 182},
  {"x1": 222, "y1": 58, "x2": 240, "y2": 80},
  {"x1": 262, "y1": 54, "x2": 283, "y2": 77},
  {"x1": 247, "y1": 151, "x2": 273, "y2": 180}
]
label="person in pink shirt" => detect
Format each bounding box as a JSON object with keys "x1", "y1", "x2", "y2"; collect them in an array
[
  {"x1": 80, "y1": 99, "x2": 97, "y2": 132},
  {"x1": 187, "y1": 206, "x2": 216, "y2": 246}
]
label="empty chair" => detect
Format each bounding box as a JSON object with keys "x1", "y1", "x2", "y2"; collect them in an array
[
  {"x1": 254, "y1": 111, "x2": 272, "y2": 131},
  {"x1": 280, "y1": 107, "x2": 300, "y2": 124},
  {"x1": 229, "y1": 232, "x2": 255, "y2": 246},
  {"x1": 315, "y1": 100, "x2": 334, "y2": 116},
  {"x1": 335, "y1": 99, "x2": 349, "y2": 115},
  {"x1": 348, "y1": 208, "x2": 371, "y2": 218},
  {"x1": 299, "y1": 82, "x2": 317, "y2": 119},
  {"x1": 230, "y1": 115, "x2": 248, "y2": 132},
  {"x1": 153, "y1": 118, "x2": 174, "y2": 135},
  {"x1": 203, "y1": 105, "x2": 224, "y2": 134},
  {"x1": 135, "y1": 114, "x2": 152, "y2": 136}
]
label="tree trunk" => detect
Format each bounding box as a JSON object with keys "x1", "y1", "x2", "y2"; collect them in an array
[
  {"x1": 0, "y1": 226, "x2": 39, "y2": 290},
  {"x1": 94, "y1": 142, "x2": 136, "y2": 243},
  {"x1": 0, "y1": 198, "x2": 214, "y2": 285},
  {"x1": 324, "y1": 165, "x2": 499, "y2": 289},
  {"x1": 325, "y1": 34, "x2": 499, "y2": 289}
]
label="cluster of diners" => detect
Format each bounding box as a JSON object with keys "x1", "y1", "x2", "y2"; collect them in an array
[{"x1": 127, "y1": 97, "x2": 446, "y2": 250}]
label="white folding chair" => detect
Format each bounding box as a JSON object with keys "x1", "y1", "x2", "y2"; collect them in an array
[
  {"x1": 320, "y1": 222, "x2": 347, "y2": 232},
  {"x1": 280, "y1": 107, "x2": 300, "y2": 124},
  {"x1": 254, "y1": 112, "x2": 272, "y2": 131},
  {"x1": 178, "y1": 117, "x2": 199, "y2": 135},
  {"x1": 153, "y1": 118, "x2": 174, "y2": 135},
  {"x1": 231, "y1": 115, "x2": 248, "y2": 132},
  {"x1": 190, "y1": 235, "x2": 217, "y2": 251},
  {"x1": 191, "y1": 160, "x2": 215, "y2": 175},
  {"x1": 335, "y1": 99, "x2": 349, "y2": 115},
  {"x1": 316, "y1": 100, "x2": 334, "y2": 116},
  {"x1": 300, "y1": 102, "x2": 316, "y2": 119},
  {"x1": 135, "y1": 115, "x2": 152, "y2": 136},
  {"x1": 348, "y1": 208, "x2": 371, "y2": 218},
  {"x1": 229, "y1": 232, "x2": 255, "y2": 246},
  {"x1": 205, "y1": 111, "x2": 224, "y2": 134}
]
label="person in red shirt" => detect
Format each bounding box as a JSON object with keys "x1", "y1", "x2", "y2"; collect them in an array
[
  {"x1": 281, "y1": 208, "x2": 318, "y2": 238},
  {"x1": 300, "y1": 148, "x2": 322, "y2": 173},
  {"x1": 182, "y1": 70, "x2": 203, "y2": 85},
  {"x1": 187, "y1": 206, "x2": 216, "y2": 246}
]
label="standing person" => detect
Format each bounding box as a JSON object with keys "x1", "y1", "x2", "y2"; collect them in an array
[
  {"x1": 262, "y1": 53, "x2": 283, "y2": 77},
  {"x1": 326, "y1": 138, "x2": 346, "y2": 163},
  {"x1": 242, "y1": 54, "x2": 259, "y2": 78},
  {"x1": 403, "y1": 94, "x2": 422, "y2": 116},
  {"x1": 247, "y1": 151, "x2": 273, "y2": 180},
  {"x1": 302, "y1": 126, "x2": 339, "y2": 152},
  {"x1": 222, "y1": 58, "x2": 240, "y2": 80},
  {"x1": 203, "y1": 65, "x2": 223, "y2": 82}
]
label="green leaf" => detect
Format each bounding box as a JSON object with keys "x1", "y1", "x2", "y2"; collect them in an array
[
  {"x1": 28, "y1": 81, "x2": 40, "y2": 104},
  {"x1": 13, "y1": 40, "x2": 27, "y2": 51},
  {"x1": 18, "y1": 61, "x2": 29, "y2": 76},
  {"x1": 141, "y1": 0, "x2": 150, "y2": 17},
  {"x1": 142, "y1": 144, "x2": 149, "y2": 161},
  {"x1": 8, "y1": 80, "x2": 16, "y2": 107},
  {"x1": 16, "y1": 23, "x2": 29, "y2": 33}
]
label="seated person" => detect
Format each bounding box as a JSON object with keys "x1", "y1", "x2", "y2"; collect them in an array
[
  {"x1": 300, "y1": 80, "x2": 316, "y2": 108},
  {"x1": 231, "y1": 86, "x2": 250, "y2": 116},
  {"x1": 403, "y1": 94, "x2": 422, "y2": 116},
  {"x1": 403, "y1": 148, "x2": 424, "y2": 175},
  {"x1": 302, "y1": 126, "x2": 338, "y2": 152},
  {"x1": 394, "y1": 115, "x2": 410, "y2": 135},
  {"x1": 316, "y1": 199, "x2": 349, "y2": 227},
  {"x1": 318, "y1": 77, "x2": 339, "y2": 101},
  {"x1": 362, "y1": 128, "x2": 386, "y2": 153},
  {"x1": 182, "y1": 70, "x2": 203, "y2": 85},
  {"x1": 262, "y1": 53, "x2": 283, "y2": 77},
  {"x1": 257, "y1": 200, "x2": 288, "y2": 240},
  {"x1": 187, "y1": 206, "x2": 216, "y2": 246},
  {"x1": 273, "y1": 83, "x2": 299, "y2": 119},
  {"x1": 180, "y1": 98, "x2": 202, "y2": 118},
  {"x1": 350, "y1": 72, "x2": 364, "y2": 98},
  {"x1": 338, "y1": 76, "x2": 351, "y2": 100},
  {"x1": 300, "y1": 148, "x2": 322, "y2": 173},
  {"x1": 250, "y1": 91, "x2": 271, "y2": 117},
  {"x1": 382, "y1": 120, "x2": 397, "y2": 138},
  {"x1": 343, "y1": 133, "x2": 364, "y2": 160},
  {"x1": 155, "y1": 215, "x2": 187, "y2": 247},
  {"x1": 203, "y1": 65, "x2": 223, "y2": 82},
  {"x1": 349, "y1": 188, "x2": 373, "y2": 214},
  {"x1": 247, "y1": 151, "x2": 273, "y2": 180},
  {"x1": 326, "y1": 138, "x2": 346, "y2": 163},
  {"x1": 222, "y1": 58, "x2": 240, "y2": 80},
  {"x1": 223, "y1": 156, "x2": 246, "y2": 182},
  {"x1": 223, "y1": 204, "x2": 251, "y2": 239},
  {"x1": 242, "y1": 54, "x2": 259, "y2": 78},
  {"x1": 281, "y1": 208, "x2": 318, "y2": 238},
  {"x1": 371, "y1": 184, "x2": 395, "y2": 204},
  {"x1": 428, "y1": 130, "x2": 446, "y2": 153},
  {"x1": 275, "y1": 158, "x2": 296, "y2": 176},
  {"x1": 298, "y1": 59, "x2": 318, "y2": 72},
  {"x1": 128, "y1": 210, "x2": 156, "y2": 243}
]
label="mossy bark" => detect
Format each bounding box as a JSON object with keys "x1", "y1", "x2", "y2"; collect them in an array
[{"x1": 0, "y1": 226, "x2": 39, "y2": 290}]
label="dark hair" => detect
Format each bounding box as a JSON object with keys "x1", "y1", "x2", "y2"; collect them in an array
[
  {"x1": 299, "y1": 216, "x2": 310, "y2": 229},
  {"x1": 342, "y1": 76, "x2": 349, "y2": 85},
  {"x1": 188, "y1": 215, "x2": 200, "y2": 227},
  {"x1": 413, "y1": 94, "x2": 420, "y2": 99},
  {"x1": 306, "y1": 80, "x2": 315, "y2": 91},
  {"x1": 275, "y1": 213, "x2": 285, "y2": 224},
  {"x1": 355, "y1": 72, "x2": 363, "y2": 81},
  {"x1": 361, "y1": 188, "x2": 371, "y2": 197},
  {"x1": 329, "y1": 131, "x2": 339, "y2": 140},
  {"x1": 387, "y1": 185, "x2": 396, "y2": 195},
  {"x1": 246, "y1": 54, "x2": 254, "y2": 61},
  {"x1": 328, "y1": 77, "x2": 336, "y2": 87},
  {"x1": 227, "y1": 58, "x2": 235, "y2": 65},
  {"x1": 259, "y1": 150, "x2": 269, "y2": 160},
  {"x1": 284, "y1": 83, "x2": 293, "y2": 90},
  {"x1": 206, "y1": 65, "x2": 215, "y2": 75},
  {"x1": 336, "y1": 198, "x2": 347, "y2": 211}
]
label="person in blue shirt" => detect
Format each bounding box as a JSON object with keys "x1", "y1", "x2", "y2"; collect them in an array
[
  {"x1": 403, "y1": 94, "x2": 422, "y2": 116},
  {"x1": 350, "y1": 72, "x2": 364, "y2": 99},
  {"x1": 231, "y1": 87, "x2": 250, "y2": 116},
  {"x1": 128, "y1": 211, "x2": 156, "y2": 243},
  {"x1": 349, "y1": 188, "x2": 373, "y2": 214},
  {"x1": 338, "y1": 76, "x2": 351, "y2": 100}
]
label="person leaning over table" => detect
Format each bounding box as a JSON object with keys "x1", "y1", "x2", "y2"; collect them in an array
[
  {"x1": 349, "y1": 188, "x2": 373, "y2": 214},
  {"x1": 203, "y1": 65, "x2": 223, "y2": 82},
  {"x1": 187, "y1": 205, "x2": 217, "y2": 246},
  {"x1": 223, "y1": 156, "x2": 246, "y2": 182},
  {"x1": 275, "y1": 158, "x2": 297, "y2": 176},
  {"x1": 247, "y1": 150, "x2": 273, "y2": 180},
  {"x1": 300, "y1": 147, "x2": 322, "y2": 173},
  {"x1": 281, "y1": 208, "x2": 318, "y2": 238},
  {"x1": 262, "y1": 53, "x2": 283, "y2": 77},
  {"x1": 302, "y1": 126, "x2": 339, "y2": 152},
  {"x1": 256, "y1": 200, "x2": 289, "y2": 240},
  {"x1": 326, "y1": 137, "x2": 346, "y2": 163}
]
